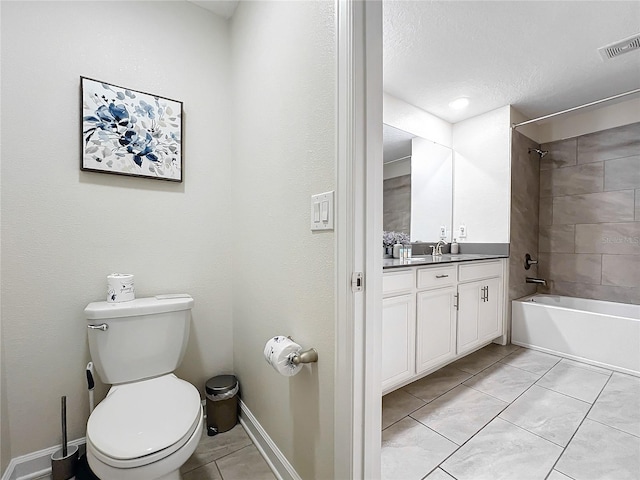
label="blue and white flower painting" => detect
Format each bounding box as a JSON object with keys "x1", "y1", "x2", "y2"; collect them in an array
[{"x1": 81, "y1": 77, "x2": 183, "y2": 182}]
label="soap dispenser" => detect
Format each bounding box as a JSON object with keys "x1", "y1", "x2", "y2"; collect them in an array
[{"x1": 451, "y1": 238, "x2": 459, "y2": 254}]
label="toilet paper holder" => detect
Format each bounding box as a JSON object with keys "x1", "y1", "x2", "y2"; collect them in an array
[{"x1": 287, "y1": 336, "x2": 319, "y2": 365}]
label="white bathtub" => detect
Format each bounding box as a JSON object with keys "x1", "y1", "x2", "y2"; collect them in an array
[{"x1": 512, "y1": 294, "x2": 640, "y2": 376}]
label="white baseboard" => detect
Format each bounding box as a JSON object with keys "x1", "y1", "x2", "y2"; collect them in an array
[
  {"x1": 1, "y1": 438, "x2": 85, "y2": 480},
  {"x1": 238, "y1": 400, "x2": 301, "y2": 480}
]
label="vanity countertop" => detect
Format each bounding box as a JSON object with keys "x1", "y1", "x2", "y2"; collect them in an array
[{"x1": 383, "y1": 253, "x2": 508, "y2": 269}]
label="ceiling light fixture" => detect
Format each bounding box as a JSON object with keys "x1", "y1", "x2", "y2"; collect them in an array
[{"x1": 449, "y1": 97, "x2": 469, "y2": 110}]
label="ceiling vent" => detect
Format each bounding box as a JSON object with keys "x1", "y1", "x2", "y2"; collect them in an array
[{"x1": 598, "y1": 33, "x2": 640, "y2": 61}]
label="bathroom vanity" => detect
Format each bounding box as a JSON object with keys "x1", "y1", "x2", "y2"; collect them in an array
[{"x1": 382, "y1": 255, "x2": 508, "y2": 394}]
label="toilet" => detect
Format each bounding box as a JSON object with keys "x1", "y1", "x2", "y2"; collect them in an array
[{"x1": 84, "y1": 294, "x2": 203, "y2": 480}]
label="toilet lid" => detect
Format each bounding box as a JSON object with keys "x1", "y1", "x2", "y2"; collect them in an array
[{"x1": 87, "y1": 374, "x2": 202, "y2": 461}]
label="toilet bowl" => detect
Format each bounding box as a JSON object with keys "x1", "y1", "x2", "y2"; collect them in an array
[
  {"x1": 84, "y1": 294, "x2": 200, "y2": 480},
  {"x1": 86, "y1": 374, "x2": 203, "y2": 480}
]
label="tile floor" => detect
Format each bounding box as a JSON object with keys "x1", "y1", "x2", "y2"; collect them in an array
[
  {"x1": 35, "y1": 423, "x2": 275, "y2": 480},
  {"x1": 180, "y1": 424, "x2": 276, "y2": 480},
  {"x1": 382, "y1": 343, "x2": 640, "y2": 480}
]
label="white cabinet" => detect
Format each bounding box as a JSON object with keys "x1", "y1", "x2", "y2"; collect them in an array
[
  {"x1": 382, "y1": 294, "x2": 415, "y2": 390},
  {"x1": 416, "y1": 286, "x2": 456, "y2": 374},
  {"x1": 457, "y1": 266, "x2": 504, "y2": 356},
  {"x1": 382, "y1": 259, "x2": 506, "y2": 394}
]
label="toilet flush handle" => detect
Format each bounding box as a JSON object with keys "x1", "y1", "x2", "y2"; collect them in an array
[{"x1": 87, "y1": 323, "x2": 108, "y2": 331}]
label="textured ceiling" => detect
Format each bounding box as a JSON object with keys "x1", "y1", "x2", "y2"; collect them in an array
[
  {"x1": 188, "y1": 0, "x2": 239, "y2": 19},
  {"x1": 383, "y1": 1, "x2": 640, "y2": 123}
]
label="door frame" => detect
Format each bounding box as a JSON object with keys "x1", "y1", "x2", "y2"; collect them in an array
[{"x1": 335, "y1": 0, "x2": 383, "y2": 478}]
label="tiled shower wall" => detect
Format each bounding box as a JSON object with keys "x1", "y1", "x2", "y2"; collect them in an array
[
  {"x1": 537, "y1": 122, "x2": 640, "y2": 305},
  {"x1": 383, "y1": 174, "x2": 411, "y2": 234},
  {"x1": 509, "y1": 130, "x2": 540, "y2": 302}
]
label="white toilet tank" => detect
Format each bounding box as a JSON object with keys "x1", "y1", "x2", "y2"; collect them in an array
[{"x1": 84, "y1": 294, "x2": 194, "y2": 385}]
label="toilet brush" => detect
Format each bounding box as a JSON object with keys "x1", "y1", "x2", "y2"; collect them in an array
[
  {"x1": 61, "y1": 396, "x2": 67, "y2": 457},
  {"x1": 51, "y1": 395, "x2": 78, "y2": 480}
]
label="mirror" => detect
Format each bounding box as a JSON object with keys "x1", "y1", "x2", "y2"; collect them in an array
[{"x1": 383, "y1": 124, "x2": 453, "y2": 243}]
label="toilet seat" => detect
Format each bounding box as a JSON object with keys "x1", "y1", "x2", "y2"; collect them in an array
[{"x1": 87, "y1": 374, "x2": 202, "y2": 468}]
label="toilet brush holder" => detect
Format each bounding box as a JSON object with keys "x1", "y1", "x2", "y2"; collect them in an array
[{"x1": 51, "y1": 444, "x2": 78, "y2": 480}]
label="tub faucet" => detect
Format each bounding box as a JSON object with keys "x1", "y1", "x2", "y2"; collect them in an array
[
  {"x1": 526, "y1": 277, "x2": 547, "y2": 286},
  {"x1": 431, "y1": 241, "x2": 446, "y2": 256}
]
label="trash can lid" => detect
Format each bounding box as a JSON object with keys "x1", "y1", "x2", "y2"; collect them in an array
[{"x1": 206, "y1": 375, "x2": 238, "y2": 396}]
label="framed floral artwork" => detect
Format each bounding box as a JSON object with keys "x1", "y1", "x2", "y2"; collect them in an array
[{"x1": 81, "y1": 77, "x2": 183, "y2": 182}]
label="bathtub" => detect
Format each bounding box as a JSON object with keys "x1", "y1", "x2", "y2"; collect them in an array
[{"x1": 512, "y1": 294, "x2": 640, "y2": 377}]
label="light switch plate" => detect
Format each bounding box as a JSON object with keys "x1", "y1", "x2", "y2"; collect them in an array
[{"x1": 311, "y1": 191, "x2": 334, "y2": 231}]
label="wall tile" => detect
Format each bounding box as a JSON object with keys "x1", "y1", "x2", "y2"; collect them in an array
[
  {"x1": 510, "y1": 130, "x2": 541, "y2": 301},
  {"x1": 540, "y1": 138, "x2": 577, "y2": 170},
  {"x1": 602, "y1": 255, "x2": 640, "y2": 288},
  {"x1": 550, "y1": 281, "x2": 640, "y2": 305},
  {"x1": 542, "y1": 253, "x2": 602, "y2": 285},
  {"x1": 540, "y1": 162, "x2": 603, "y2": 198},
  {"x1": 539, "y1": 197, "x2": 553, "y2": 226},
  {"x1": 575, "y1": 222, "x2": 640, "y2": 255},
  {"x1": 577, "y1": 123, "x2": 640, "y2": 164},
  {"x1": 553, "y1": 191, "x2": 635, "y2": 225},
  {"x1": 383, "y1": 175, "x2": 411, "y2": 234},
  {"x1": 604, "y1": 155, "x2": 640, "y2": 191},
  {"x1": 539, "y1": 225, "x2": 575, "y2": 253}
]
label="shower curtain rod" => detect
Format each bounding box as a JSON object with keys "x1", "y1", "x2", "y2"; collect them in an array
[{"x1": 511, "y1": 88, "x2": 640, "y2": 129}]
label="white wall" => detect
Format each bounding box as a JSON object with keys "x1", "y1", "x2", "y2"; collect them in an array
[
  {"x1": 1, "y1": 0, "x2": 233, "y2": 459},
  {"x1": 453, "y1": 106, "x2": 511, "y2": 243},
  {"x1": 411, "y1": 138, "x2": 453, "y2": 242},
  {"x1": 383, "y1": 93, "x2": 453, "y2": 148},
  {"x1": 230, "y1": 2, "x2": 336, "y2": 478}
]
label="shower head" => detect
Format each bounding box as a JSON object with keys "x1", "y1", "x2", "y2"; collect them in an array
[{"x1": 528, "y1": 148, "x2": 549, "y2": 158}]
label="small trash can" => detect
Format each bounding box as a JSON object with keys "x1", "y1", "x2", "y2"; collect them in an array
[{"x1": 205, "y1": 374, "x2": 239, "y2": 436}]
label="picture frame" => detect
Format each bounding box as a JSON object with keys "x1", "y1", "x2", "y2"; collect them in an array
[{"x1": 80, "y1": 76, "x2": 184, "y2": 182}]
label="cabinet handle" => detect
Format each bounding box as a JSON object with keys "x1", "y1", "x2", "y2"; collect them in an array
[
  {"x1": 486, "y1": 285, "x2": 489, "y2": 302},
  {"x1": 454, "y1": 293, "x2": 459, "y2": 310},
  {"x1": 436, "y1": 274, "x2": 449, "y2": 278}
]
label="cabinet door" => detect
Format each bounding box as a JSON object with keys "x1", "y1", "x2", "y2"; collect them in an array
[
  {"x1": 416, "y1": 287, "x2": 456, "y2": 374},
  {"x1": 457, "y1": 281, "x2": 481, "y2": 355},
  {"x1": 478, "y1": 276, "x2": 502, "y2": 342},
  {"x1": 382, "y1": 294, "x2": 415, "y2": 391}
]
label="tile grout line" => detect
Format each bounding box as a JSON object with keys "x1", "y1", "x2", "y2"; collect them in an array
[
  {"x1": 382, "y1": 345, "x2": 629, "y2": 480},
  {"x1": 586, "y1": 416, "x2": 640, "y2": 439},
  {"x1": 544, "y1": 371, "x2": 615, "y2": 477}
]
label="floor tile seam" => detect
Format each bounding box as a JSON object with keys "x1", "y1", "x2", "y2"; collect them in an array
[
  {"x1": 210, "y1": 442, "x2": 254, "y2": 464},
  {"x1": 544, "y1": 373, "x2": 614, "y2": 475},
  {"x1": 407, "y1": 378, "x2": 471, "y2": 405},
  {"x1": 557, "y1": 359, "x2": 614, "y2": 378},
  {"x1": 213, "y1": 459, "x2": 225, "y2": 479},
  {"x1": 420, "y1": 397, "x2": 510, "y2": 446},
  {"x1": 585, "y1": 416, "x2": 640, "y2": 439},
  {"x1": 531, "y1": 383, "x2": 592, "y2": 406},
  {"x1": 533, "y1": 378, "x2": 601, "y2": 404},
  {"x1": 461, "y1": 357, "x2": 503, "y2": 375},
  {"x1": 400, "y1": 387, "x2": 431, "y2": 404},
  {"x1": 498, "y1": 356, "x2": 562, "y2": 375},
  {"x1": 462, "y1": 375, "x2": 539, "y2": 405},
  {"x1": 408, "y1": 416, "x2": 465, "y2": 448},
  {"x1": 420, "y1": 466, "x2": 460, "y2": 480},
  {"x1": 493, "y1": 359, "x2": 551, "y2": 378},
  {"x1": 545, "y1": 468, "x2": 579, "y2": 480},
  {"x1": 382, "y1": 409, "x2": 422, "y2": 432},
  {"x1": 429, "y1": 404, "x2": 517, "y2": 474},
  {"x1": 497, "y1": 415, "x2": 570, "y2": 449}
]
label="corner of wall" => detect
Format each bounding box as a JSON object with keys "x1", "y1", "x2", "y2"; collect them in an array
[{"x1": 383, "y1": 92, "x2": 453, "y2": 148}]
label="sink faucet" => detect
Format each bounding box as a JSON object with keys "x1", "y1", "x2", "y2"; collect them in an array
[
  {"x1": 526, "y1": 277, "x2": 547, "y2": 286},
  {"x1": 431, "y1": 241, "x2": 446, "y2": 256}
]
